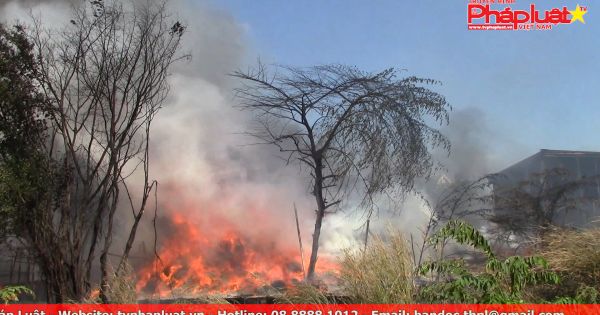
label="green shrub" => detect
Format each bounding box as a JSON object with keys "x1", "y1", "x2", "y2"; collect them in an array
[
  {"x1": 552, "y1": 285, "x2": 598, "y2": 304},
  {"x1": 418, "y1": 220, "x2": 559, "y2": 303}
]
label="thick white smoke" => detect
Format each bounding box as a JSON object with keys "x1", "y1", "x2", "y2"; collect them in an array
[{"x1": 320, "y1": 107, "x2": 525, "y2": 258}]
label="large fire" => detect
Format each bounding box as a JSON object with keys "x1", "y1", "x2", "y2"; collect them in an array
[{"x1": 135, "y1": 195, "x2": 339, "y2": 296}]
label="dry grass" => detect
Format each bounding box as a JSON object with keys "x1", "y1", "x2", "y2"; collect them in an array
[
  {"x1": 78, "y1": 263, "x2": 137, "y2": 304},
  {"x1": 339, "y1": 230, "x2": 415, "y2": 303},
  {"x1": 278, "y1": 229, "x2": 415, "y2": 304},
  {"x1": 276, "y1": 282, "x2": 331, "y2": 304},
  {"x1": 105, "y1": 263, "x2": 138, "y2": 304},
  {"x1": 538, "y1": 227, "x2": 600, "y2": 297}
]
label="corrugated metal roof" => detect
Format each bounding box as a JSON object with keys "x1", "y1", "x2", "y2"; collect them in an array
[
  {"x1": 538, "y1": 149, "x2": 600, "y2": 157},
  {"x1": 497, "y1": 149, "x2": 600, "y2": 175}
]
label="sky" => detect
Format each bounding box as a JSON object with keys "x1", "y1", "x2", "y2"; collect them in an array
[{"x1": 201, "y1": 0, "x2": 600, "y2": 168}]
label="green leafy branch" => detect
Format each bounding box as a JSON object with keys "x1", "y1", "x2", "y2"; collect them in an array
[{"x1": 0, "y1": 285, "x2": 34, "y2": 304}]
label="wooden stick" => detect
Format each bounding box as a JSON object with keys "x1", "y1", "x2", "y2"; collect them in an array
[
  {"x1": 294, "y1": 203, "x2": 306, "y2": 279},
  {"x1": 364, "y1": 217, "x2": 371, "y2": 251}
]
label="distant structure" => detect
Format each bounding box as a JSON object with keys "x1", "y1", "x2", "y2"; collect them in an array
[
  {"x1": 491, "y1": 149, "x2": 600, "y2": 229},
  {"x1": 0, "y1": 239, "x2": 46, "y2": 301}
]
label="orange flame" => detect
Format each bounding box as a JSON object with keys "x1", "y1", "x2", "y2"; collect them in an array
[{"x1": 135, "y1": 205, "x2": 338, "y2": 296}]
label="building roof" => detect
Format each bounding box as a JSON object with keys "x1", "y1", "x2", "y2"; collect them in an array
[{"x1": 498, "y1": 149, "x2": 600, "y2": 185}]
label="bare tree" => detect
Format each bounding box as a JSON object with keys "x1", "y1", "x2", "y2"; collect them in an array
[
  {"x1": 491, "y1": 168, "x2": 589, "y2": 240},
  {"x1": 24, "y1": 0, "x2": 185, "y2": 302},
  {"x1": 415, "y1": 169, "x2": 591, "y2": 261},
  {"x1": 233, "y1": 64, "x2": 451, "y2": 280},
  {"x1": 411, "y1": 176, "x2": 494, "y2": 269}
]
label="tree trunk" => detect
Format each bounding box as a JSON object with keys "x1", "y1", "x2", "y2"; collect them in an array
[
  {"x1": 306, "y1": 158, "x2": 327, "y2": 281},
  {"x1": 99, "y1": 252, "x2": 109, "y2": 303},
  {"x1": 42, "y1": 259, "x2": 73, "y2": 303},
  {"x1": 99, "y1": 192, "x2": 118, "y2": 304}
]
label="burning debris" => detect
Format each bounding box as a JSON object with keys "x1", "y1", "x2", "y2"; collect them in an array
[{"x1": 134, "y1": 201, "x2": 339, "y2": 297}]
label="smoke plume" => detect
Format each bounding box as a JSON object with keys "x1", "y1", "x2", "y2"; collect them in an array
[{"x1": 320, "y1": 107, "x2": 519, "y2": 255}]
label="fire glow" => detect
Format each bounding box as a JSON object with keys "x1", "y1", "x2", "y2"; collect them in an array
[{"x1": 135, "y1": 193, "x2": 338, "y2": 296}]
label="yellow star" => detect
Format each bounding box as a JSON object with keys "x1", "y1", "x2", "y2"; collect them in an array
[{"x1": 569, "y1": 4, "x2": 588, "y2": 24}]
